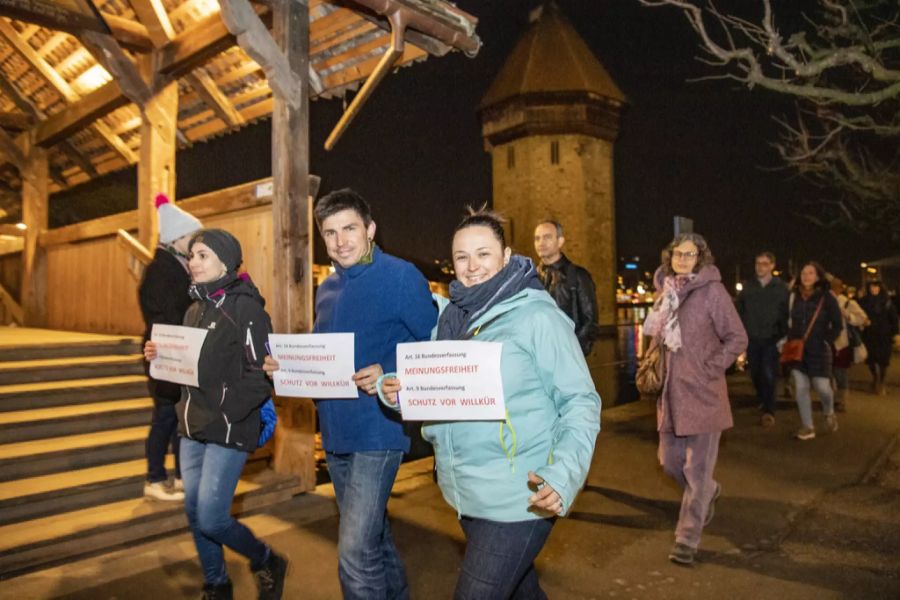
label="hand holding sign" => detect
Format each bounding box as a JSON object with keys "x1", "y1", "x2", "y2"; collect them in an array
[
  {"x1": 149, "y1": 324, "x2": 208, "y2": 387},
  {"x1": 268, "y1": 333, "x2": 356, "y2": 399}
]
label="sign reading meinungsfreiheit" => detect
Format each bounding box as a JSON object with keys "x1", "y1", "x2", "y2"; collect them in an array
[
  {"x1": 150, "y1": 324, "x2": 208, "y2": 388},
  {"x1": 268, "y1": 333, "x2": 356, "y2": 399},
  {"x1": 395, "y1": 340, "x2": 505, "y2": 421}
]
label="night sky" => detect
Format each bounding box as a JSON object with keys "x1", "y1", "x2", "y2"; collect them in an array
[{"x1": 55, "y1": 0, "x2": 897, "y2": 287}]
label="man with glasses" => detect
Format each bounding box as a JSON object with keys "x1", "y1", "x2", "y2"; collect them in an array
[{"x1": 736, "y1": 252, "x2": 789, "y2": 426}]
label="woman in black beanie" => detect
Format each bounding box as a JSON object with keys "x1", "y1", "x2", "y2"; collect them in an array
[{"x1": 145, "y1": 228, "x2": 287, "y2": 600}]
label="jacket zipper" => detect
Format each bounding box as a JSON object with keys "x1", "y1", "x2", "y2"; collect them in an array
[
  {"x1": 184, "y1": 390, "x2": 193, "y2": 438},
  {"x1": 221, "y1": 383, "x2": 232, "y2": 444}
]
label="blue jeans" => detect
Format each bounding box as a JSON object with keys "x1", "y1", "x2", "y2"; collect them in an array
[
  {"x1": 326, "y1": 450, "x2": 408, "y2": 600},
  {"x1": 146, "y1": 400, "x2": 180, "y2": 483},
  {"x1": 454, "y1": 516, "x2": 555, "y2": 600},
  {"x1": 747, "y1": 338, "x2": 780, "y2": 415},
  {"x1": 791, "y1": 370, "x2": 834, "y2": 429},
  {"x1": 180, "y1": 437, "x2": 268, "y2": 585}
]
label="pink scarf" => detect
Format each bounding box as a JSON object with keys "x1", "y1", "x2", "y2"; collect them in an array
[{"x1": 643, "y1": 274, "x2": 695, "y2": 353}]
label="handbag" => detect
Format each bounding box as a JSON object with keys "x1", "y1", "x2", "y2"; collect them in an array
[
  {"x1": 853, "y1": 342, "x2": 868, "y2": 365},
  {"x1": 636, "y1": 335, "x2": 666, "y2": 396},
  {"x1": 780, "y1": 296, "x2": 824, "y2": 365}
]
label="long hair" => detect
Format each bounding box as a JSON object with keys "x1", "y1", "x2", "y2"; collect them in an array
[
  {"x1": 791, "y1": 261, "x2": 830, "y2": 294},
  {"x1": 659, "y1": 233, "x2": 715, "y2": 276}
]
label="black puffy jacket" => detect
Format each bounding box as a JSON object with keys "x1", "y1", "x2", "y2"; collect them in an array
[
  {"x1": 177, "y1": 274, "x2": 273, "y2": 453},
  {"x1": 139, "y1": 247, "x2": 192, "y2": 404},
  {"x1": 537, "y1": 254, "x2": 599, "y2": 355}
]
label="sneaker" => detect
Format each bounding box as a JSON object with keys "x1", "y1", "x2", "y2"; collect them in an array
[
  {"x1": 173, "y1": 478, "x2": 184, "y2": 492},
  {"x1": 826, "y1": 413, "x2": 839, "y2": 433},
  {"x1": 253, "y1": 549, "x2": 288, "y2": 600},
  {"x1": 668, "y1": 542, "x2": 697, "y2": 565},
  {"x1": 704, "y1": 483, "x2": 721, "y2": 526},
  {"x1": 794, "y1": 427, "x2": 816, "y2": 441},
  {"x1": 144, "y1": 481, "x2": 184, "y2": 501},
  {"x1": 201, "y1": 580, "x2": 233, "y2": 600},
  {"x1": 760, "y1": 413, "x2": 775, "y2": 427}
]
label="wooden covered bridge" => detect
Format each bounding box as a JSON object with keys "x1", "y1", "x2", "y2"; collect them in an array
[{"x1": 0, "y1": 0, "x2": 479, "y2": 577}]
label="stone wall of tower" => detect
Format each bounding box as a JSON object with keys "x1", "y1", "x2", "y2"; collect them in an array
[{"x1": 491, "y1": 133, "x2": 617, "y2": 327}]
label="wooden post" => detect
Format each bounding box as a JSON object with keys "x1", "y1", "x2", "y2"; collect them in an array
[
  {"x1": 20, "y1": 136, "x2": 48, "y2": 327},
  {"x1": 270, "y1": 0, "x2": 316, "y2": 491},
  {"x1": 137, "y1": 54, "x2": 178, "y2": 249}
]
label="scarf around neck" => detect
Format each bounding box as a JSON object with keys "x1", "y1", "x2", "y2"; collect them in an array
[
  {"x1": 643, "y1": 273, "x2": 696, "y2": 352},
  {"x1": 437, "y1": 254, "x2": 543, "y2": 341}
]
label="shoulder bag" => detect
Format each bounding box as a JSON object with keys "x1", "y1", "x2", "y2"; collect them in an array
[{"x1": 780, "y1": 296, "x2": 824, "y2": 365}]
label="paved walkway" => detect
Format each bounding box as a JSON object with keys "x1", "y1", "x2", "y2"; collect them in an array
[{"x1": 6, "y1": 364, "x2": 900, "y2": 599}]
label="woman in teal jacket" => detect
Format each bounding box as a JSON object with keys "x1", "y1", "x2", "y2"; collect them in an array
[{"x1": 381, "y1": 210, "x2": 601, "y2": 599}]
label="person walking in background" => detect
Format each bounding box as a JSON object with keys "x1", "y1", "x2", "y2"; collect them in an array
[
  {"x1": 736, "y1": 251, "x2": 788, "y2": 427},
  {"x1": 784, "y1": 262, "x2": 842, "y2": 441},
  {"x1": 830, "y1": 277, "x2": 868, "y2": 411},
  {"x1": 644, "y1": 233, "x2": 747, "y2": 565},
  {"x1": 381, "y1": 209, "x2": 600, "y2": 598},
  {"x1": 138, "y1": 194, "x2": 202, "y2": 502},
  {"x1": 858, "y1": 279, "x2": 899, "y2": 395},
  {"x1": 264, "y1": 189, "x2": 437, "y2": 600},
  {"x1": 534, "y1": 220, "x2": 600, "y2": 355},
  {"x1": 144, "y1": 229, "x2": 287, "y2": 600}
]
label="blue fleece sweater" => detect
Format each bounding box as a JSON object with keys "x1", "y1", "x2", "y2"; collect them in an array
[{"x1": 314, "y1": 247, "x2": 437, "y2": 453}]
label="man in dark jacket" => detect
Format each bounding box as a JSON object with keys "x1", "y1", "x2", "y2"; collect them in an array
[
  {"x1": 138, "y1": 194, "x2": 201, "y2": 501},
  {"x1": 534, "y1": 220, "x2": 599, "y2": 355},
  {"x1": 736, "y1": 251, "x2": 789, "y2": 426}
]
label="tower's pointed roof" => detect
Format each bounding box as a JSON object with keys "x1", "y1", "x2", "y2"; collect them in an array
[{"x1": 480, "y1": 3, "x2": 625, "y2": 109}]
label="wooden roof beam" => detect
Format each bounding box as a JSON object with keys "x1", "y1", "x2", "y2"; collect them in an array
[
  {"x1": 0, "y1": 127, "x2": 24, "y2": 170},
  {"x1": 184, "y1": 68, "x2": 245, "y2": 128},
  {"x1": 0, "y1": 20, "x2": 137, "y2": 165},
  {"x1": 33, "y1": 80, "x2": 130, "y2": 147},
  {"x1": 0, "y1": 19, "x2": 78, "y2": 103},
  {"x1": 101, "y1": 14, "x2": 154, "y2": 52},
  {"x1": 129, "y1": 0, "x2": 176, "y2": 48},
  {"x1": 80, "y1": 31, "x2": 152, "y2": 106},
  {"x1": 58, "y1": 139, "x2": 98, "y2": 178},
  {"x1": 218, "y1": 0, "x2": 302, "y2": 107},
  {"x1": 0, "y1": 112, "x2": 34, "y2": 130}
]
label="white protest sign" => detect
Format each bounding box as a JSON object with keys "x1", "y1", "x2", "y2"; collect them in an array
[
  {"x1": 268, "y1": 333, "x2": 356, "y2": 399},
  {"x1": 150, "y1": 324, "x2": 208, "y2": 387},
  {"x1": 396, "y1": 340, "x2": 505, "y2": 421}
]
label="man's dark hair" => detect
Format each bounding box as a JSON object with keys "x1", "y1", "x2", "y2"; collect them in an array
[
  {"x1": 757, "y1": 251, "x2": 776, "y2": 264},
  {"x1": 536, "y1": 220, "x2": 563, "y2": 237},
  {"x1": 455, "y1": 205, "x2": 506, "y2": 247},
  {"x1": 314, "y1": 188, "x2": 373, "y2": 227}
]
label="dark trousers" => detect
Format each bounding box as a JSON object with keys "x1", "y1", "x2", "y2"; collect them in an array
[
  {"x1": 454, "y1": 516, "x2": 555, "y2": 600},
  {"x1": 747, "y1": 338, "x2": 780, "y2": 415},
  {"x1": 146, "y1": 400, "x2": 181, "y2": 483}
]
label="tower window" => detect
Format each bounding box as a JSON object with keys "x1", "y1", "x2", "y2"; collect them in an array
[
  {"x1": 550, "y1": 140, "x2": 560, "y2": 165},
  {"x1": 507, "y1": 146, "x2": 515, "y2": 169}
]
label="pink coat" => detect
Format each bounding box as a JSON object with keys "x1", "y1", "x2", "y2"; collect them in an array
[{"x1": 656, "y1": 266, "x2": 748, "y2": 436}]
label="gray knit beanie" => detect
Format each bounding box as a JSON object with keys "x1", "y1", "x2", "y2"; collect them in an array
[
  {"x1": 189, "y1": 229, "x2": 243, "y2": 272},
  {"x1": 156, "y1": 194, "x2": 202, "y2": 244}
]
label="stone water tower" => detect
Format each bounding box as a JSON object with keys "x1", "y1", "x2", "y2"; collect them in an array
[{"x1": 479, "y1": 2, "x2": 626, "y2": 328}]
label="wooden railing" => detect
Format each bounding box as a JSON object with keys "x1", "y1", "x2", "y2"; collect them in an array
[
  {"x1": 116, "y1": 229, "x2": 154, "y2": 282},
  {"x1": 0, "y1": 282, "x2": 23, "y2": 325}
]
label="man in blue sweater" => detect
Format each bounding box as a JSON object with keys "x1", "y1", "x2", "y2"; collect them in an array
[{"x1": 266, "y1": 189, "x2": 436, "y2": 599}]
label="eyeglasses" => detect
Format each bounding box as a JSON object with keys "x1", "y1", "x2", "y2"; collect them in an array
[{"x1": 672, "y1": 251, "x2": 699, "y2": 259}]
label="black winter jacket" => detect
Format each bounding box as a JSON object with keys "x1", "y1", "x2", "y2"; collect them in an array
[
  {"x1": 537, "y1": 254, "x2": 599, "y2": 355},
  {"x1": 736, "y1": 276, "x2": 789, "y2": 341},
  {"x1": 177, "y1": 274, "x2": 273, "y2": 453},
  {"x1": 787, "y1": 289, "x2": 842, "y2": 378},
  {"x1": 858, "y1": 292, "x2": 898, "y2": 364},
  {"x1": 139, "y1": 247, "x2": 192, "y2": 403}
]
